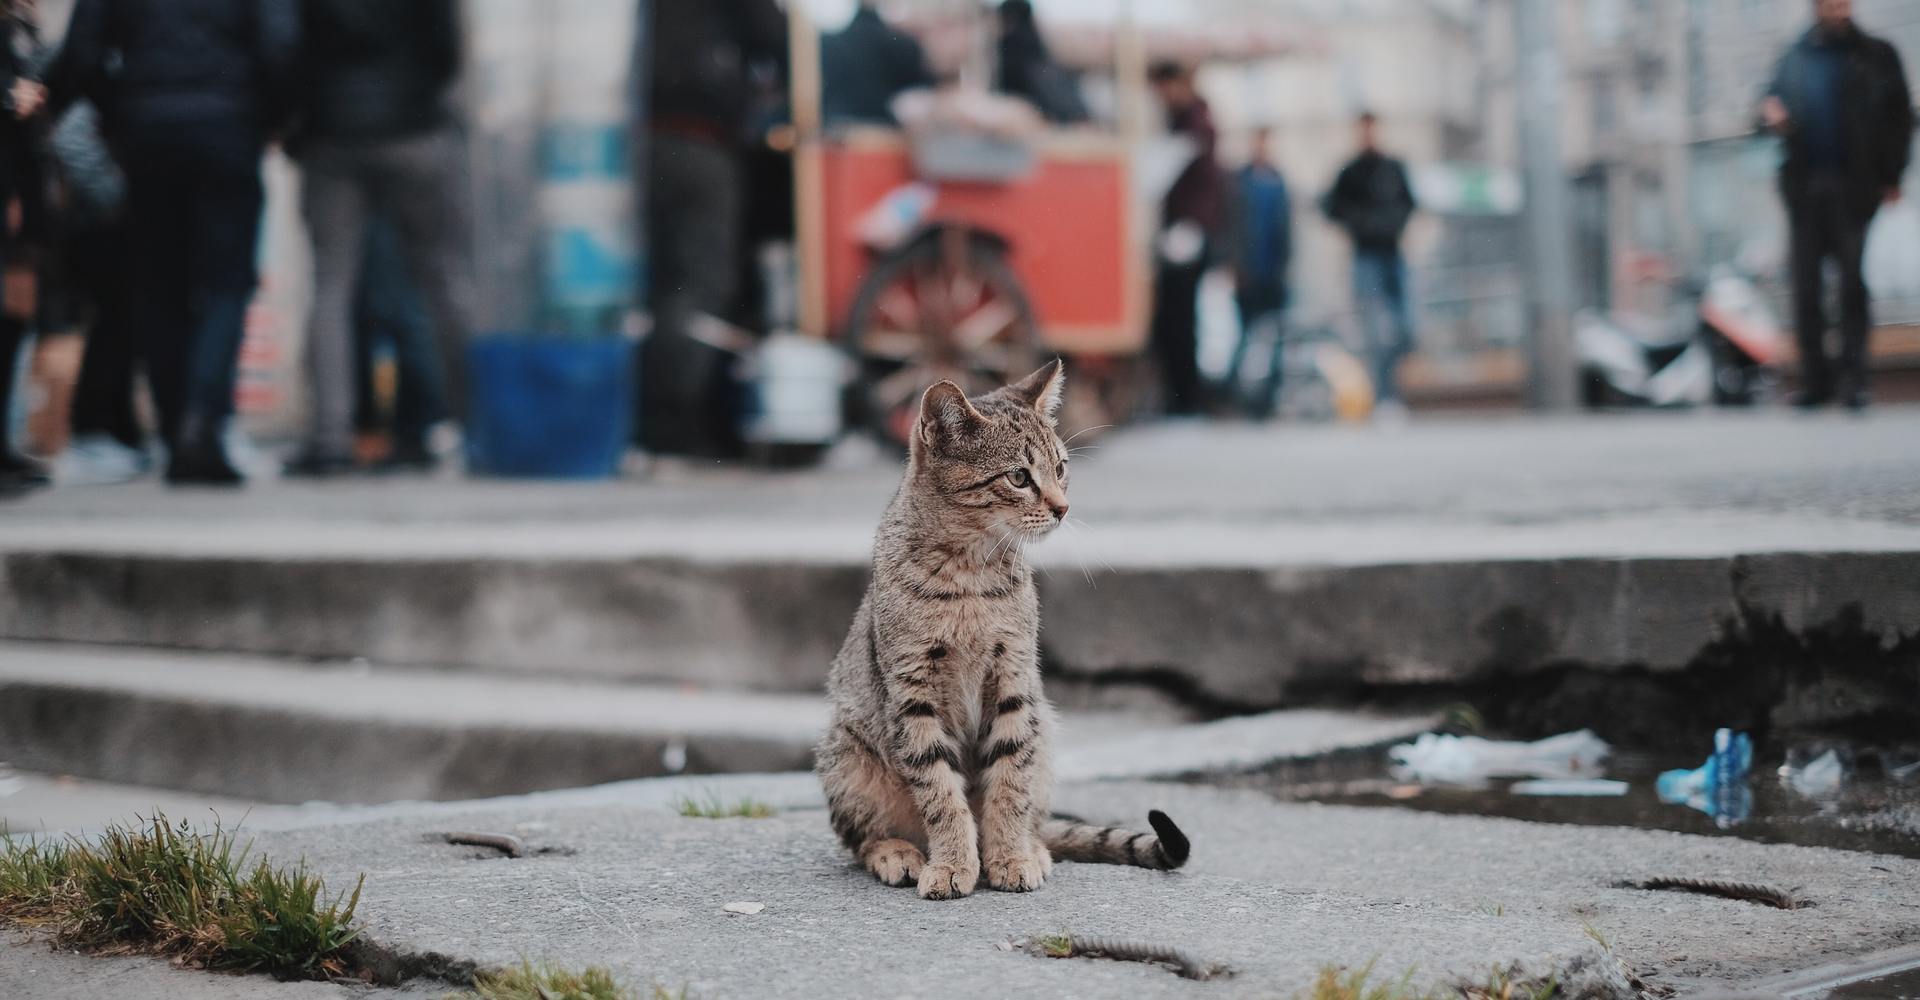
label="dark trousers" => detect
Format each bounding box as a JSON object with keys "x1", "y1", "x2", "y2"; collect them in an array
[
  {"x1": 1151, "y1": 252, "x2": 1208, "y2": 416},
  {"x1": 120, "y1": 118, "x2": 264, "y2": 446},
  {"x1": 67, "y1": 223, "x2": 142, "y2": 449},
  {"x1": 1353, "y1": 248, "x2": 1415, "y2": 404},
  {"x1": 1785, "y1": 173, "x2": 1880, "y2": 396},
  {"x1": 642, "y1": 131, "x2": 744, "y2": 456},
  {"x1": 351, "y1": 216, "x2": 443, "y2": 445}
]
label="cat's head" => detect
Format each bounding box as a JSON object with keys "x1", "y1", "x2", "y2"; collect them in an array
[{"x1": 910, "y1": 360, "x2": 1070, "y2": 541}]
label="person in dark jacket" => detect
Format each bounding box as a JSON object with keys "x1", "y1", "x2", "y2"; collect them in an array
[
  {"x1": 995, "y1": 0, "x2": 1086, "y2": 125},
  {"x1": 643, "y1": 0, "x2": 785, "y2": 458},
  {"x1": 1147, "y1": 61, "x2": 1223, "y2": 417},
  {"x1": 286, "y1": 0, "x2": 472, "y2": 476},
  {"x1": 1761, "y1": 0, "x2": 1914, "y2": 412},
  {"x1": 1223, "y1": 127, "x2": 1292, "y2": 419},
  {"x1": 44, "y1": 0, "x2": 298, "y2": 485},
  {"x1": 0, "y1": 0, "x2": 48, "y2": 493},
  {"x1": 1323, "y1": 111, "x2": 1416, "y2": 418},
  {"x1": 821, "y1": 3, "x2": 933, "y2": 127}
]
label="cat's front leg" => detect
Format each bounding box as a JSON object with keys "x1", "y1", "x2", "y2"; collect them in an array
[
  {"x1": 889, "y1": 685, "x2": 979, "y2": 900},
  {"x1": 976, "y1": 666, "x2": 1053, "y2": 892}
]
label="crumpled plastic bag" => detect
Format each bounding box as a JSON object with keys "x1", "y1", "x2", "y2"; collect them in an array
[{"x1": 1388, "y1": 729, "x2": 1611, "y2": 785}]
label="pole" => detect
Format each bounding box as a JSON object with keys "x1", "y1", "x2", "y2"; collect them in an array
[{"x1": 1512, "y1": 0, "x2": 1579, "y2": 411}]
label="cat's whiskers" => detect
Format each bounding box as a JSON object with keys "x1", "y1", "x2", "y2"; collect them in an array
[
  {"x1": 1062, "y1": 515, "x2": 1115, "y2": 582},
  {"x1": 1061, "y1": 424, "x2": 1112, "y2": 447}
]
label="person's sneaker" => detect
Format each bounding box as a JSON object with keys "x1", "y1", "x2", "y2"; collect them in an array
[
  {"x1": 59, "y1": 433, "x2": 152, "y2": 486},
  {"x1": 1791, "y1": 388, "x2": 1834, "y2": 410},
  {"x1": 165, "y1": 440, "x2": 245, "y2": 487},
  {"x1": 373, "y1": 437, "x2": 440, "y2": 475},
  {"x1": 0, "y1": 450, "x2": 52, "y2": 496},
  {"x1": 1842, "y1": 387, "x2": 1870, "y2": 414},
  {"x1": 1372, "y1": 398, "x2": 1410, "y2": 428},
  {"x1": 282, "y1": 446, "x2": 359, "y2": 479}
]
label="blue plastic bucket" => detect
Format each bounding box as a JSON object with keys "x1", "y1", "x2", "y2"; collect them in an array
[{"x1": 466, "y1": 335, "x2": 634, "y2": 479}]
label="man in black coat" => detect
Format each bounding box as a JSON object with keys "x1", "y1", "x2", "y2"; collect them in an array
[
  {"x1": 46, "y1": 0, "x2": 299, "y2": 484},
  {"x1": 286, "y1": 0, "x2": 474, "y2": 476},
  {"x1": 1323, "y1": 111, "x2": 1417, "y2": 420},
  {"x1": 1761, "y1": 0, "x2": 1915, "y2": 411}
]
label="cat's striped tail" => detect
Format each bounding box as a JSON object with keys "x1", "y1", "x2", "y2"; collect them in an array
[{"x1": 1039, "y1": 809, "x2": 1190, "y2": 871}]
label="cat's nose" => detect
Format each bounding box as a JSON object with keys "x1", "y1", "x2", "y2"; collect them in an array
[{"x1": 1047, "y1": 498, "x2": 1069, "y2": 520}]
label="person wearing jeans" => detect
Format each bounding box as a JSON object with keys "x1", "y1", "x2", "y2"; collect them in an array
[
  {"x1": 46, "y1": 0, "x2": 299, "y2": 485},
  {"x1": 1323, "y1": 112, "x2": 1417, "y2": 418},
  {"x1": 287, "y1": 0, "x2": 473, "y2": 476}
]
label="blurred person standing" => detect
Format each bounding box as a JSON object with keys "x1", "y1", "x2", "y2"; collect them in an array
[
  {"x1": 1323, "y1": 112, "x2": 1416, "y2": 422},
  {"x1": 45, "y1": 0, "x2": 299, "y2": 486},
  {"x1": 1761, "y1": 0, "x2": 1913, "y2": 413},
  {"x1": 1146, "y1": 61, "x2": 1223, "y2": 417},
  {"x1": 287, "y1": 0, "x2": 474, "y2": 477},
  {"x1": 994, "y1": 0, "x2": 1086, "y2": 125},
  {"x1": 821, "y1": 2, "x2": 932, "y2": 127},
  {"x1": 0, "y1": 0, "x2": 48, "y2": 493},
  {"x1": 1223, "y1": 126, "x2": 1292, "y2": 419},
  {"x1": 644, "y1": 0, "x2": 785, "y2": 457}
]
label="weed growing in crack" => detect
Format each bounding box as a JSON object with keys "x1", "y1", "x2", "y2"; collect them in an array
[
  {"x1": 0, "y1": 814, "x2": 362, "y2": 980},
  {"x1": 451, "y1": 960, "x2": 686, "y2": 1000},
  {"x1": 671, "y1": 792, "x2": 775, "y2": 819}
]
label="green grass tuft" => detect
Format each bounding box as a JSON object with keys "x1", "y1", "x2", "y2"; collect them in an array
[
  {"x1": 0, "y1": 814, "x2": 362, "y2": 980},
  {"x1": 451, "y1": 961, "x2": 685, "y2": 1000},
  {"x1": 671, "y1": 792, "x2": 774, "y2": 819},
  {"x1": 1302, "y1": 961, "x2": 1437, "y2": 1000}
]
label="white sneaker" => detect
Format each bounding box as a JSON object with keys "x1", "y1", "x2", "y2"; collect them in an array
[
  {"x1": 58, "y1": 433, "x2": 152, "y2": 486},
  {"x1": 1373, "y1": 398, "x2": 1410, "y2": 428}
]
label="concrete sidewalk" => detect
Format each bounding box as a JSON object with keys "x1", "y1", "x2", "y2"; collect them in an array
[
  {"x1": 8, "y1": 772, "x2": 1920, "y2": 999},
  {"x1": 3, "y1": 411, "x2": 1918, "y2": 705}
]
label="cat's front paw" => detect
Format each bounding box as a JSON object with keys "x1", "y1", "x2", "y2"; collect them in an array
[
  {"x1": 984, "y1": 845, "x2": 1051, "y2": 892},
  {"x1": 917, "y1": 859, "x2": 979, "y2": 900}
]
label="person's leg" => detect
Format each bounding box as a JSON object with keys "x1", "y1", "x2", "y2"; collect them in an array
[
  {"x1": 295, "y1": 144, "x2": 373, "y2": 471},
  {"x1": 1832, "y1": 198, "x2": 1878, "y2": 408},
  {"x1": 639, "y1": 135, "x2": 744, "y2": 456},
  {"x1": 369, "y1": 128, "x2": 477, "y2": 432},
  {"x1": 174, "y1": 129, "x2": 265, "y2": 479},
  {"x1": 359, "y1": 216, "x2": 442, "y2": 448},
  {"x1": 67, "y1": 225, "x2": 144, "y2": 451},
  {"x1": 1784, "y1": 186, "x2": 1834, "y2": 404},
  {"x1": 1352, "y1": 250, "x2": 1398, "y2": 404},
  {"x1": 121, "y1": 155, "x2": 197, "y2": 450},
  {"x1": 1379, "y1": 252, "x2": 1417, "y2": 403},
  {"x1": 1153, "y1": 258, "x2": 1204, "y2": 416}
]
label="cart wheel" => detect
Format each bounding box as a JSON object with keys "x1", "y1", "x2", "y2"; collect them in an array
[{"x1": 844, "y1": 231, "x2": 1039, "y2": 447}]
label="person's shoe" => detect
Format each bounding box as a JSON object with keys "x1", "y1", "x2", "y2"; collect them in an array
[
  {"x1": 282, "y1": 446, "x2": 359, "y2": 479},
  {"x1": 373, "y1": 437, "x2": 440, "y2": 475},
  {"x1": 1842, "y1": 387, "x2": 1870, "y2": 414},
  {"x1": 1372, "y1": 398, "x2": 1410, "y2": 428},
  {"x1": 0, "y1": 450, "x2": 52, "y2": 496},
  {"x1": 1791, "y1": 388, "x2": 1834, "y2": 410},
  {"x1": 59, "y1": 433, "x2": 152, "y2": 486},
  {"x1": 165, "y1": 437, "x2": 245, "y2": 487}
]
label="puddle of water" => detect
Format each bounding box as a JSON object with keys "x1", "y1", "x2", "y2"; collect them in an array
[
  {"x1": 1215, "y1": 739, "x2": 1920, "y2": 859},
  {"x1": 1822, "y1": 967, "x2": 1920, "y2": 1000}
]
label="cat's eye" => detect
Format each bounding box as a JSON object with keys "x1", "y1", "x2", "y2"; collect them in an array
[
  {"x1": 1007, "y1": 468, "x2": 1032, "y2": 488},
  {"x1": 1055, "y1": 462, "x2": 1066, "y2": 479}
]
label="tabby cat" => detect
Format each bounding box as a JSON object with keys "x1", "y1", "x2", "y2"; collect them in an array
[{"x1": 816, "y1": 361, "x2": 1190, "y2": 900}]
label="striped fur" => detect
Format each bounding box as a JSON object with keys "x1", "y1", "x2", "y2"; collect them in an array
[
  {"x1": 1039, "y1": 810, "x2": 1191, "y2": 871},
  {"x1": 816, "y1": 362, "x2": 1192, "y2": 901}
]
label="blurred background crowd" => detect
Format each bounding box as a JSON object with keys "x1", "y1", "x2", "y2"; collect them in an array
[{"x1": 0, "y1": 0, "x2": 1915, "y2": 494}]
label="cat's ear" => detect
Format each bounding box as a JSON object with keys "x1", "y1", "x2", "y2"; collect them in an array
[
  {"x1": 917, "y1": 379, "x2": 985, "y2": 450},
  {"x1": 1007, "y1": 359, "x2": 1065, "y2": 421}
]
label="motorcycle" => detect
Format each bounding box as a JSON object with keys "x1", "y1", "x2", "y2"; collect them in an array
[{"x1": 1576, "y1": 265, "x2": 1789, "y2": 408}]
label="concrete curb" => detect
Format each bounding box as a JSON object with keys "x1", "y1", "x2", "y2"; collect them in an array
[{"x1": 4, "y1": 547, "x2": 1917, "y2": 704}]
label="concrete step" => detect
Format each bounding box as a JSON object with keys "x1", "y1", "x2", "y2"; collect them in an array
[
  {"x1": 0, "y1": 643, "x2": 1434, "y2": 811},
  {"x1": 4, "y1": 518, "x2": 1918, "y2": 708}
]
